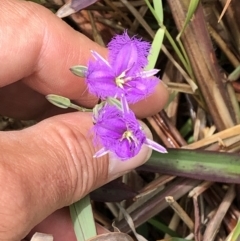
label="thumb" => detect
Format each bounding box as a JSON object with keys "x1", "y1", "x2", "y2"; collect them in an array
[{"x1": 0, "y1": 112, "x2": 151, "y2": 240}]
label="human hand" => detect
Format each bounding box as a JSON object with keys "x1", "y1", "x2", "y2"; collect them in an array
[{"x1": 0, "y1": 0, "x2": 169, "y2": 240}]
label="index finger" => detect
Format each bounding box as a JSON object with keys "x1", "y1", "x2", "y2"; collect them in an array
[{"x1": 1, "y1": 0, "x2": 168, "y2": 118}]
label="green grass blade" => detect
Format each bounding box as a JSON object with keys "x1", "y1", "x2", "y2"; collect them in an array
[
  {"x1": 146, "y1": 28, "x2": 165, "y2": 70},
  {"x1": 179, "y1": 119, "x2": 193, "y2": 138},
  {"x1": 225, "y1": 217, "x2": 240, "y2": 241},
  {"x1": 144, "y1": 0, "x2": 160, "y2": 23},
  {"x1": 153, "y1": 0, "x2": 163, "y2": 24},
  {"x1": 148, "y1": 218, "x2": 179, "y2": 237},
  {"x1": 228, "y1": 65, "x2": 240, "y2": 81},
  {"x1": 145, "y1": 0, "x2": 192, "y2": 77},
  {"x1": 143, "y1": 149, "x2": 240, "y2": 184},
  {"x1": 177, "y1": 0, "x2": 200, "y2": 41},
  {"x1": 69, "y1": 195, "x2": 96, "y2": 241}
]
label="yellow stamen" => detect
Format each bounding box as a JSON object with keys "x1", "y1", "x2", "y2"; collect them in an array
[
  {"x1": 121, "y1": 130, "x2": 134, "y2": 142},
  {"x1": 115, "y1": 77, "x2": 125, "y2": 88},
  {"x1": 115, "y1": 71, "x2": 126, "y2": 88}
]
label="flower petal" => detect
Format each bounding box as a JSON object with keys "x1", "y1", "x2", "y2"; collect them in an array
[
  {"x1": 124, "y1": 76, "x2": 159, "y2": 103},
  {"x1": 114, "y1": 139, "x2": 141, "y2": 160},
  {"x1": 93, "y1": 147, "x2": 109, "y2": 158},
  {"x1": 91, "y1": 50, "x2": 111, "y2": 67},
  {"x1": 108, "y1": 31, "x2": 151, "y2": 75},
  {"x1": 144, "y1": 138, "x2": 167, "y2": 153},
  {"x1": 136, "y1": 69, "x2": 159, "y2": 78},
  {"x1": 121, "y1": 95, "x2": 130, "y2": 114},
  {"x1": 86, "y1": 59, "x2": 118, "y2": 99}
]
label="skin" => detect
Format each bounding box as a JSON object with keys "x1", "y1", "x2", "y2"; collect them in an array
[{"x1": 0, "y1": 1, "x2": 169, "y2": 240}]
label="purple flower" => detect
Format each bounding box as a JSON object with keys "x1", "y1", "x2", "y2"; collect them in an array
[
  {"x1": 93, "y1": 97, "x2": 167, "y2": 160},
  {"x1": 86, "y1": 31, "x2": 159, "y2": 103}
]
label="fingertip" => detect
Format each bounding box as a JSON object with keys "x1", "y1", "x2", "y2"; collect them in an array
[
  {"x1": 107, "y1": 144, "x2": 152, "y2": 181},
  {"x1": 130, "y1": 81, "x2": 169, "y2": 119}
]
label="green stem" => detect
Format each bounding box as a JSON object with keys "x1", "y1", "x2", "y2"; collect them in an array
[
  {"x1": 70, "y1": 103, "x2": 93, "y2": 112},
  {"x1": 144, "y1": 0, "x2": 192, "y2": 76}
]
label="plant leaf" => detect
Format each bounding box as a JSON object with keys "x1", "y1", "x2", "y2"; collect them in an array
[
  {"x1": 145, "y1": 28, "x2": 165, "y2": 70},
  {"x1": 153, "y1": 0, "x2": 164, "y2": 24},
  {"x1": 228, "y1": 65, "x2": 240, "y2": 81},
  {"x1": 141, "y1": 149, "x2": 240, "y2": 184},
  {"x1": 147, "y1": 219, "x2": 179, "y2": 237},
  {"x1": 177, "y1": 0, "x2": 200, "y2": 40},
  {"x1": 225, "y1": 217, "x2": 240, "y2": 241},
  {"x1": 70, "y1": 195, "x2": 96, "y2": 241}
]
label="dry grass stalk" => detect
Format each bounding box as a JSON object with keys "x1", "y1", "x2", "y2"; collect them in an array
[
  {"x1": 203, "y1": 185, "x2": 236, "y2": 241},
  {"x1": 167, "y1": 0, "x2": 237, "y2": 130},
  {"x1": 165, "y1": 196, "x2": 194, "y2": 232}
]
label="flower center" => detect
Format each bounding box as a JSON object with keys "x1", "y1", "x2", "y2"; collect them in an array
[
  {"x1": 115, "y1": 71, "x2": 132, "y2": 88},
  {"x1": 121, "y1": 130, "x2": 135, "y2": 143},
  {"x1": 115, "y1": 76, "x2": 125, "y2": 88}
]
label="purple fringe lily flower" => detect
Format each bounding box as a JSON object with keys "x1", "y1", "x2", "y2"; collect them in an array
[
  {"x1": 93, "y1": 97, "x2": 167, "y2": 160},
  {"x1": 86, "y1": 31, "x2": 159, "y2": 103}
]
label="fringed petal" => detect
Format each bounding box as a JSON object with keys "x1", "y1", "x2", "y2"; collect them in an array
[{"x1": 108, "y1": 31, "x2": 151, "y2": 73}]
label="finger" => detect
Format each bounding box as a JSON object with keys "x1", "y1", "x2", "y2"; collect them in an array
[
  {"x1": 0, "y1": 0, "x2": 168, "y2": 118},
  {"x1": 26, "y1": 207, "x2": 110, "y2": 241},
  {"x1": 1, "y1": 0, "x2": 104, "y2": 108},
  {"x1": 0, "y1": 112, "x2": 152, "y2": 240},
  {"x1": 26, "y1": 208, "x2": 76, "y2": 241},
  {"x1": 130, "y1": 82, "x2": 169, "y2": 119},
  {"x1": 0, "y1": 81, "x2": 168, "y2": 120},
  {"x1": 0, "y1": 82, "x2": 51, "y2": 119},
  {"x1": 26, "y1": 208, "x2": 110, "y2": 241},
  {"x1": 0, "y1": 82, "x2": 72, "y2": 120}
]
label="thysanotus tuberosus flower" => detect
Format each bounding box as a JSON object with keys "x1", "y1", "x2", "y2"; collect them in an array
[
  {"x1": 86, "y1": 31, "x2": 159, "y2": 103},
  {"x1": 93, "y1": 97, "x2": 167, "y2": 160}
]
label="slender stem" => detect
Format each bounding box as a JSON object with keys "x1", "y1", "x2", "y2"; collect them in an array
[
  {"x1": 144, "y1": 0, "x2": 160, "y2": 23},
  {"x1": 177, "y1": 39, "x2": 194, "y2": 78},
  {"x1": 144, "y1": 0, "x2": 192, "y2": 76},
  {"x1": 164, "y1": 29, "x2": 191, "y2": 75},
  {"x1": 70, "y1": 103, "x2": 93, "y2": 112}
]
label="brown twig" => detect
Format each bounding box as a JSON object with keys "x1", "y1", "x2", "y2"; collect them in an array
[
  {"x1": 165, "y1": 196, "x2": 194, "y2": 232},
  {"x1": 203, "y1": 184, "x2": 236, "y2": 241}
]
